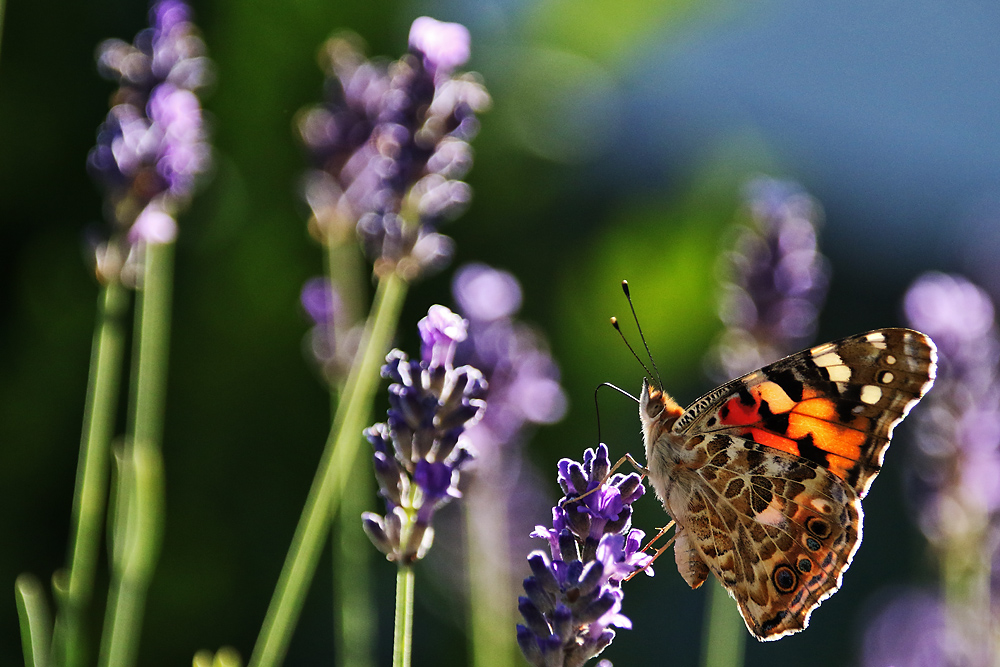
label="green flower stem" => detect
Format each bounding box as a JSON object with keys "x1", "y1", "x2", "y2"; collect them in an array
[
  {"x1": 58, "y1": 279, "x2": 129, "y2": 667},
  {"x1": 249, "y1": 270, "x2": 409, "y2": 667},
  {"x1": 700, "y1": 579, "x2": 745, "y2": 667},
  {"x1": 335, "y1": 471, "x2": 376, "y2": 667},
  {"x1": 465, "y1": 488, "x2": 515, "y2": 667},
  {"x1": 325, "y1": 225, "x2": 376, "y2": 667},
  {"x1": 325, "y1": 231, "x2": 367, "y2": 344},
  {"x1": 392, "y1": 565, "x2": 414, "y2": 667},
  {"x1": 16, "y1": 574, "x2": 52, "y2": 667},
  {"x1": 130, "y1": 241, "x2": 174, "y2": 448},
  {"x1": 942, "y1": 529, "x2": 993, "y2": 658},
  {"x1": 99, "y1": 241, "x2": 173, "y2": 667}
]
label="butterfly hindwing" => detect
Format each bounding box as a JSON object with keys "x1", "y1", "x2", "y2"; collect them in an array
[{"x1": 675, "y1": 433, "x2": 862, "y2": 639}]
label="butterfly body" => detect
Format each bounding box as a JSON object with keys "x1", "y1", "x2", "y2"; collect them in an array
[{"x1": 639, "y1": 328, "x2": 936, "y2": 640}]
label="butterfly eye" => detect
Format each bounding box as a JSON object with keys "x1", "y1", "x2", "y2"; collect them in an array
[
  {"x1": 772, "y1": 564, "x2": 798, "y2": 593},
  {"x1": 806, "y1": 516, "x2": 832, "y2": 539}
]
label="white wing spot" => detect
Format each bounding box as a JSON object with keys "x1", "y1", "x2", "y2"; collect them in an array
[
  {"x1": 755, "y1": 498, "x2": 787, "y2": 527},
  {"x1": 827, "y1": 365, "x2": 852, "y2": 382},
  {"x1": 879, "y1": 371, "x2": 895, "y2": 384},
  {"x1": 809, "y1": 498, "x2": 833, "y2": 515},
  {"x1": 860, "y1": 385, "x2": 882, "y2": 405},
  {"x1": 885, "y1": 355, "x2": 897, "y2": 365},
  {"x1": 813, "y1": 351, "x2": 843, "y2": 367},
  {"x1": 811, "y1": 342, "x2": 836, "y2": 356}
]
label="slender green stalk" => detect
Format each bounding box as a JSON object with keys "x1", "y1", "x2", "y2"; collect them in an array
[
  {"x1": 57, "y1": 279, "x2": 130, "y2": 667},
  {"x1": 16, "y1": 574, "x2": 52, "y2": 667},
  {"x1": 334, "y1": 472, "x2": 376, "y2": 667},
  {"x1": 99, "y1": 442, "x2": 165, "y2": 667},
  {"x1": 325, "y1": 224, "x2": 376, "y2": 667},
  {"x1": 700, "y1": 580, "x2": 745, "y2": 667},
  {"x1": 465, "y1": 487, "x2": 515, "y2": 667},
  {"x1": 99, "y1": 241, "x2": 173, "y2": 667},
  {"x1": 249, "y1": 271, "x2": 409, "y2": 667},
  {"x1": 130, "y1": 242, "x2": 174, "y2": 447},
  {"x1": 942, "y1": 530, "x2": 994, "y2": 662},
  {"x1": 392, "y1": 565, "x2": 414, "y2": 667}
]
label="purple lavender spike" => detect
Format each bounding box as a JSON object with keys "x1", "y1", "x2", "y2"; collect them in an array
[
  {"x1": 362, "y1": 305, "x2": 486, "y2": 563},
  {"x1": 88, "y1": 0, "x2": 211, "y2": 268},
  {"x1": 296, "y1": 18, "x2": 489, "y2": 280},
  {"x1": 518, "y1": 445, "x2": 652, "y2": 667}
]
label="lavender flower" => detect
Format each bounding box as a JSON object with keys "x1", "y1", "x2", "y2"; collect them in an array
[
  {"x1": 453, "y1": 263, "x2": 568, "y2": 445},
  {"x1": 861, "y1": 590, "x2": 950, "y2": 667},
  {"x1": 904, "y1": 273, "x2": 1000, "y2": 544},
  {"x1": 863, "y1": 272, "x2": 1000, "y2": 667},
  {"x1": 297, "y1": 17, "x2": 490, "y2": 281},
  {"x1": 709, "y1": 177, "x2": 829, "y2": 378},
  {"x1": 87, "y1": 0, "x2": 211, "y2": 280},
  {"x1": 300, "y1": 277, "x2": 365, "y2": 385},
  {"x1": 361, "y1": 305, "x2": 487, "y2": 563},
  {"x1": 517, "y1": 444, "x2": 651, "y2": 667}
]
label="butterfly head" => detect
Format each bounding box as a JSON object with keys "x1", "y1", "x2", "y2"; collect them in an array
[{"x1": 639, "y1": 378, "x2": 684, "y2": 454}]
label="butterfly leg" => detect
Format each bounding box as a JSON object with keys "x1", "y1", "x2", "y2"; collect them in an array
[
  {"x1": 625, "y1": 452, "x2": 649, "y2": 476},
  {"x1": 572, "y1": 452, "x2": 650, "y2": 506},
  {"x1": 625, "y1": 520, "x2": 676, "y2": 581},
  {"x1": 609, "y1": 453, "x2": 649, "y2": 476}
]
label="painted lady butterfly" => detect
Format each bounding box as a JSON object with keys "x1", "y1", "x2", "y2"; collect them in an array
[{"x1": 639, "y1": 328, "x2": 936, "y2": 640}]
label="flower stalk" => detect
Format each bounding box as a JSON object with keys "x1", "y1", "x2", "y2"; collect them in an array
[
  {"x1": 249, "y1": 270, "x2": 408, "y2": 667},
  {"x1": 99, "y1": 240, "x2": 172, "y2": 667},
  {"x1": 361, "y1": 305, "x2": 487, "y2": 666},
  {"x1": 393, "y1": 566, "x2": 415, "y2": 667},
  {"x1": 449, "y1": 263, "x2": 567, "y2": 667},
  {"x1": 16, "y1": 574, "x2": 52, "y2": 667},
  {"x1": 56, "y1": 279, "x2": 130, "y2": 667},
  {"x1": 291, "y1": 17, "x2": 489, "y2": 667}
]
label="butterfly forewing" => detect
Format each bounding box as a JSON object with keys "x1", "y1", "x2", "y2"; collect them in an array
[{"x1": 673, "y1": 328, "x2": 936, "y2": 497}]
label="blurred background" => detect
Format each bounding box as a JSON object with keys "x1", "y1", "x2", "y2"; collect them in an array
[{"x1": 2, "y1": 0, "x2": 998, "y2": 665}]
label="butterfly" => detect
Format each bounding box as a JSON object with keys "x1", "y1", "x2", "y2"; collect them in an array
[{"x1": 638, "y1": 328, "x2": 936, "y2": 640}]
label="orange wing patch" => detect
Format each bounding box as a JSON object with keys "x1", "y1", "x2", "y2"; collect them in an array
[{"x1": 715, "y1": 382, "x2": 870, "y2": 483}]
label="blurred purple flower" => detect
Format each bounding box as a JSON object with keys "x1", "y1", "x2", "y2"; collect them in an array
[
  {"x1": 87, "y1": 0, "x2": 211, "y2": 280},
  {"x1": 408, "y1": 17, "x2": 471, "y2": 76},
  {"x1": 904, "y1": 273, "x2": 1000, "y2": 542},
  {"x1": 361, "y1": 305, "x2": 487, "y2": 563},
  {"x1": 517, "y1": 444, "x2": 651, "y2": 667},
  {"x1": 861, "y1": 272, "x2": 1000, "y2": 667},
  {"x1": 299, "y1": 277, "x2": 363, "y2": 385},
  {"x1": 709, "y1": 177, "x2": 829, "y2": 378},
  {"x1": 861, "y1": 590, "x2": 948, "y2": 667},
  {"x1": 301, "y1": 277, "x2": 340, "y2": 326},
  {"x1": 453, "y1": 263, "x2": 568, "y2": 445},
  {"x1": 296, "y1": 19, "x2": 489, "y2": 280}
]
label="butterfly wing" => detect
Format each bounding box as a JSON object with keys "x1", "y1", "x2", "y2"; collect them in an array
[
  {"x1": 653, "y1": 328, "x2": 935, "y2": 640},
  {"x1": 669, "y1": 434, "x2": 862, "y2": 639},
  {"x1": 675, "y1": 328, "x2": 937, "y2": 498}
]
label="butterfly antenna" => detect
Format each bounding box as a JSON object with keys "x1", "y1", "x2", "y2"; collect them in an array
[
  {"x1": 594, "y1": 381, "x2": 639, "y2": 443},
  {"x1": 611, "y1": 316, "x2": 655, "y2": 381},
  {"x1": 621, "y1": 280, "x2": 662, "y2": 387}
]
